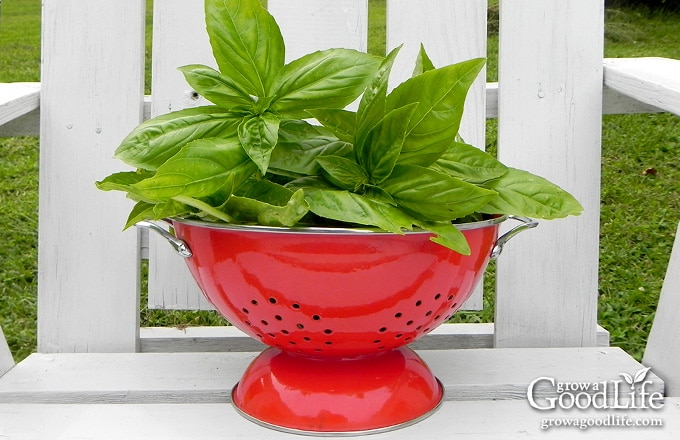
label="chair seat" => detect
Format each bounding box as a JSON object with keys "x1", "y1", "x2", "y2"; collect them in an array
[{"x1": 0, "y1": 347, "x2": 677, "y2": 439}]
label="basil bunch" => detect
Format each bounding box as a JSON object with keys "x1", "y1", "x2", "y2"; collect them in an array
[{"x1": 97, "y1": 0, "x2": 582, "y2": 255}]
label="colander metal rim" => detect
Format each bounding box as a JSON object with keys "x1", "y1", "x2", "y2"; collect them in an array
[{"x1": 170, "y1": 215, "x2": 507, "y2": 235}]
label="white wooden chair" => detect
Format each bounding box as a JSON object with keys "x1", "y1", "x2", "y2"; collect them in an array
[{"x1": 1, "y1": 0, "x2": 680, "y2": 437}]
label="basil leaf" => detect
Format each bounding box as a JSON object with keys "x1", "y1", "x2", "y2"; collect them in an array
[
  {"x1": 359, "y1": 103, "x2": 418, "y2": 184},
  {"x1": 269, "y1": 122, "x2": 352, "y2": 177},
  {"x1": 153, "y1": 199, "x2": 192, "y2": 220},
  {"x1": 418, "y1": 221, "x2": 471, "y2": 256},
  {"x1": 431, "y1": 141, "x2": 508, "y2": 184},
  {"x1": 316, "y1": 156, "x2": 368, "y2": 191},
  {"x1": 412, "y1": 44, "x2": 436, "y2": 77},
  {"x1": 271, "y1": 49, "x2": 381, "y2": 118},
  {"x1": 306, "y1": 108, "x2": 356, "y2": 143},
  {"x1": 225, "y1": 185, "x2": 309, "y2": 227},
  {"x1": 178, "y1": 64, "x2": 254, "y2": 109},
  {"x1": 356, "y1": 46, "x2": 401, "y2": 147},
  {"x1": 387, "y1": 58, "x2": 486, "y2": 166},
  {"x1": 205, "y1": 0, "x2": 284, "y2": 96},
  {"x1": 238, "y1": 112, "x2": 280, "y2": 174},
  {"x1": 479, "y1": 168, "x2": 584, "y2": 219},
  {"x1": 381, "y1": 164, "x2": 496, "y2": 221},
  {"x1": 132, "y1": 138, "x2": 257, "y2": 200},
  {"x1": 114, "y1": 107, "x2": 240, "y2": 170},
  {"x1": 96, "y1": 170, "x2": 158, "y2": 203},
  {"x1": 297, "y1": 185, "x2": 415, "y2": 234},
  {"x1": 124, "y1": 201, "x2": 156, "y2": 229}
]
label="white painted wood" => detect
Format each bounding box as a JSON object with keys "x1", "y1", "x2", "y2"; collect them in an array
[
  {"x1": 147, "y1": 0, "x2": 216, "y2": 311},
  {"x1": 138, "y1": 323, "x2": 610, "y2": 353},
  {"x1": 268, "y1": 0, "x2": 368, "y2": 61},
  {"x1": 386, "y1": 0, "x2": 487, "y2": 310},
  {"x1": 0, "y1": 327, "x2": 14, "y2": 377},
  {"x1": 0, "y1": 81, "x2": 669, "y2": 137},
  {"x1": 37, "y1": 0, "x2": 145, "y2": 353},
  {"x1": 0, "y1": 347, "x2": 658, "y2": 404},
  {"x1": 604, "y1": 57, "x2": 680, "y2": 117},
  {"x1": 494, "y1": 0, "x2": 603, "y2": 348},
  {"x1": 1, "y1": 399, "x2": 678, "y2": 440},
  {"x1": 0, "y1": 82, "x2": 40, "y2": 127},
  {"x1": 644, "y1": 223, "x2": 680, "y2": 397}
]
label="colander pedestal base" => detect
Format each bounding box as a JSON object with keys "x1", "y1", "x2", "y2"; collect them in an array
[{"x1": 231, "y1": 346, "x2": 443, "y2": 435}]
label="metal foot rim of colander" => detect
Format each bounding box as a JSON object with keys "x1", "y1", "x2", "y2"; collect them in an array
[{"x1": 230, "y1": 379, "x2": 444, "y2": 437}]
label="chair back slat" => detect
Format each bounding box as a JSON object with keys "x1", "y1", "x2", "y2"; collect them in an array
[
  {"x1": 494, "y1": 0, "x2": 603, "y2": 347},
  {"x1": 386, "y1": 0, "x2": 488, "y2": 309},
  {"x1": 38, "y1": 0, "x2": 145, "y2": 352}
]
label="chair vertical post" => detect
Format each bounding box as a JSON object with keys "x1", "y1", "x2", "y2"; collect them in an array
[
  {"x1": 495, "y1": 0, "x2": 604, "y2": 347},
  {"x1": 643, "y1": 224, "x2": 680, "y2": 396},
  {"x1": 37, "y1": 0, "x2": 145, "y2": 352}
]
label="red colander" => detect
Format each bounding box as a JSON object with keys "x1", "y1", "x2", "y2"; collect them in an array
[{"x1": 141, "y1": 215, "x2": 536, "y2": 434}]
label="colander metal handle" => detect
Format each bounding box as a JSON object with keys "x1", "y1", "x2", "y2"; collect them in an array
[
  {"x1": 490, "y1": 216, "x2": 538, "y2": 259},
  {"x1": 137, "y1": 221, "x2": 193, "y2": 258}
]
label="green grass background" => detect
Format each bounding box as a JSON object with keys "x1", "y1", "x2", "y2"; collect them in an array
[{"x1": 1, "y1": 0, "x2": 679, "y2": 362}]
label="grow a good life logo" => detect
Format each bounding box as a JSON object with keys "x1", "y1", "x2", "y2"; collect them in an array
[
  {"x1": 527, "y1": 367, "x2": 665, "y2": 430},
  {"x1": 528, "y1": 367, "x2": 663, "y2": 410}
]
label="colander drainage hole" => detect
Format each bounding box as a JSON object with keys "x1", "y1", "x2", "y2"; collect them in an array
[
  {"x1": 292, "y1": 303, "x2": 301, "y2": 309},
  {"x1": 379, "y1": 327, "x2": 387, "y2": 333},
  {"x1": 274, "y1": 315, "x2": 283, "y2": 321},
  {"x1": 312, "y1": 315, "x2": 321, "y2": 321},
  {"x1": 296, "y1": 324, "x2": 305, "y2": 329},
  {"x1": 415, "y1": 300, "x2": 422, "y2": 307},
  {"x1": 281, "y1": 330, "x2": 290, "y2": 335},
  {"x1": 425, "y1": 311, "x2": 433, "y2": 317},
  {"x1": 373, "y1": 339, "x2": 381, "y2": 344},
  {"x1": 269, "y1": 297, "x2": 277, "y2": 304},
  {"x1": 251, "y1": 300, "x2": 258, "y2": 305},
  {"x1": 395, "y1": 312, "x2": 403, "y2": 318},
  {"x1": 435, "y1": 293, "x2": 442, "y2": 300},
  {"x1": 406, "y1": 320, "x2": 414, "y2": 326},
  {"x1": 303, "y1": 337, "x2": 311, "y2": 342},
  {"x1": 261, "y1": 320, "x2": 269, "y2": 326},
  {"x1": 324, "y1": 329, "x2": 333, "y2": 335},
  {"x1": 242, "y1": 308, "x2": 249, "y2": 314},
  {"x1": 450, "y1": 302, "x2": 458, "y2": 309}
]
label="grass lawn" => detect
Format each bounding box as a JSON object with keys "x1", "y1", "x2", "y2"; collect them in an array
[{"x1": 1, "y1": 0, "x2": 679, "y2": 362}]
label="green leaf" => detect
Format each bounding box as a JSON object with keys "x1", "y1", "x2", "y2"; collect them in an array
[
  {"x1": 96, "y1": 170, "x2": 154, "y2": 192},
  {"x1": 381, "y1": 164, "x2": 497, "y2": 221},
  {"x1": 225, "y1": 184, "x2": 309, "y2": 227},
  {"x1": 412, "y1": 44, "x2": 436, "y2": 77},
  {"x1": 269, "y1": 120, "x2": 352, "y2": 177},
  {"x1": 132, "y1": 138, "x2": 257, "y2": 200},
  {"x1": 114, "y1": 107, "x2": 240, "y2": 170},
  {"x1": 356, "y1": 46, "x2": 401, "y2": 149},
  {"x1": 431, "y1": 141, "x2": 508, "y2": 184},
  {"x1": 153, "y1": 199, "x2": 192, "y2": 220},
  {"x1": 296, "y1": 184, "x2": 415, "y2": 233},
  {"x1": 418, "y1": 221, "x2": 471, "y2": 255},
  {"x1": 237, "y1": 112, "x2": 280, "y2": 174},
  {"x1": 359, "y1": 103, "x2": 418, "y2": 184},
  {"x1": 271, "y1": 49, "x2": 381, "y2": 118},
  {"x1": 124, "y1": 201, "x2": 157, "y2": 229},
  {"x1": 479, "y1": 168, "x2": 584, "y2": 219},
  {"x1": 178, "y1": 64, "x2": 254, "y2": 109},
  {"x1": 387, "y1": 58, "x2": 486, "y2": 166},
  {"x1": 306, "y1": 108, "x2": 356, "y2": 143},
  {"x1": 205, "y1": 0, "x2": 284, "y2": 96},
  {"x1": 316, "y1": 155, "x2": 368, "y2": 191},
  {"x1": 96, "y1": 170, "x2": 158, "y2": 203}
]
